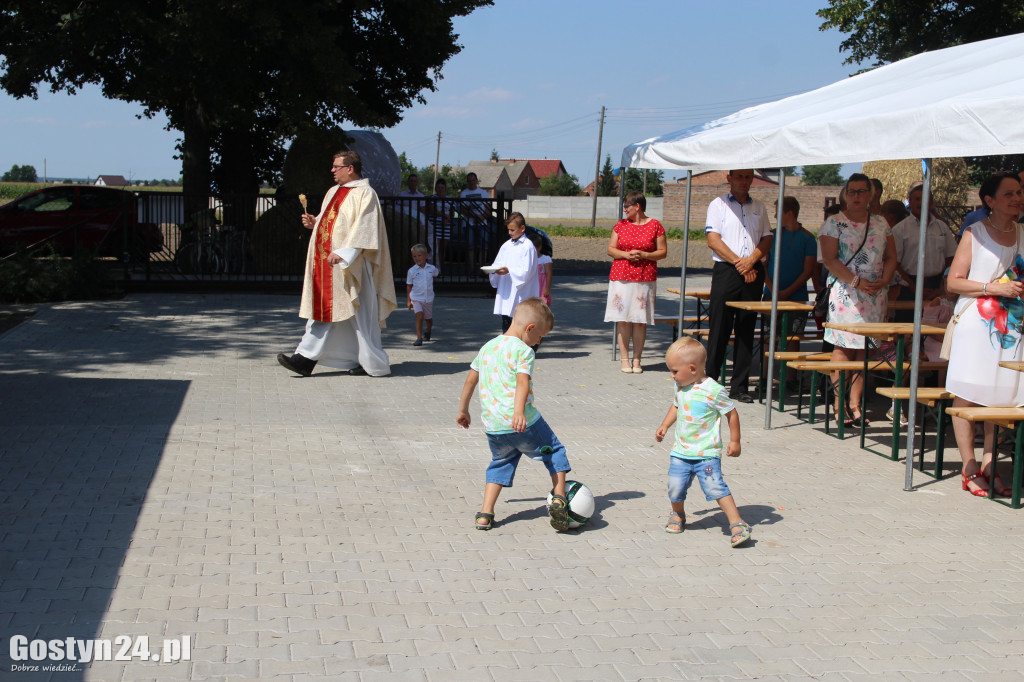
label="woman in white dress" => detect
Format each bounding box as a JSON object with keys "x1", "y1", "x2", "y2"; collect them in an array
[{"x1": 947, "y1": 171, "x2": 1024, "y2": 497}]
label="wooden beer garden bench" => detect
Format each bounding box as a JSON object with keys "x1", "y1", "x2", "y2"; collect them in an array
[
  {"x1": 789, "y1": 359, "x2": 948, "y2": 442},
  {"x1": 875, "y1": 386, "x2": 955, "y2": 475},
  {"x1": 944, "y1": 405, "x2": 1024, "y2": 509}
]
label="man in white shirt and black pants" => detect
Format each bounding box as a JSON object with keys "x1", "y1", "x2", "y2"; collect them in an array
[{"x1": 704, "y1": 169, "x2": 773, "y2": 402}]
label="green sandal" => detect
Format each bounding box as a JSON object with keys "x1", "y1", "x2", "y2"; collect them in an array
[
  {"x1": 474, "y1": 512, "x2": 494, "y2": 531},
  {"x1": 730, "y1": 522, "x2": 752, "y2": 547},
  {"x1": 665, "y1": 513, "x2": 685, "y2": 534},
  {"x1": 548, "y1": 494, "x2": 569, "y2": 531}
]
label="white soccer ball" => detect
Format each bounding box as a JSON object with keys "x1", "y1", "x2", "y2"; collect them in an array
[{"x1": 548, "y1": 480, "x2": 595, "y2": 529}]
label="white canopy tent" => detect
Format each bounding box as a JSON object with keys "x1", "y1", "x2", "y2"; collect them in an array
[{"x1": 620, "y1": 32, "x2": 1024, "y2": 489}]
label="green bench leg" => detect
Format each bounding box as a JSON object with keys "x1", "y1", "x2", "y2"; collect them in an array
[
  {"x1": 890, "y1": 398, "x2": 902, "y2": 461},
  {"x1": 1013, "y1": 422, "x2": 1023, "y2": 509},
  {"x1": 934, "y1": 400, "x2": 948, "y2": 478},
  {"x1": 837, "y1": 370, "x2": 847, "y2": 440},
  {"x1": 808, "y1": 371, "x2": 819, "y2": 424}
]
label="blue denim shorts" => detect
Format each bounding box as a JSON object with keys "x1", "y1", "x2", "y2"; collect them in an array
[
  {"x1": 485, "y1": 416, "x2": 571, "y2": 487},
  {"x1": 667, "y1": 456, "x2": 731, "y2": 502}
]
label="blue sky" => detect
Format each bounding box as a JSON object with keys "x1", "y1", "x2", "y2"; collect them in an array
[{"x1": 0, "y1": 1, "x2": 860, "y2": 182}]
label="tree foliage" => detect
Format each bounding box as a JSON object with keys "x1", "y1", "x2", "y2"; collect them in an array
[
  {"x1": 536, "y1": 172, "x2": 582, "y2": 196},
  {"x1": 818, "y1": 1, "x2": 1024, "y2": 185},
  {"x1": 0, "y1": 1, "x2": 491, "y2": 195},
  {"x1": 398, "y1": 152, "x2": 418, "y2": 185},
  {"x1": 622, "y1": 168, "x2": 664, "y2": 197},
  {"x1": 965, "y1": 154, "x2": 1024, "y2": 186},
  {"x1": 800, "y1": 164, "x2": 844, "y2": 186},
  {"x1": 817, "y1": 0, "x2": 1024, "y2": 68},
  {"x1": 414, "y1": 165, "x2": 467, "y2": 194},
  {"x1": 1, "y1": 164, "x2": 37, "y2": 182},
  {"x1": 596, "y1": 155, "x2": 617, "y2": 197}
]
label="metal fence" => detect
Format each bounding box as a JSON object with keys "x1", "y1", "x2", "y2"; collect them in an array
[{"x1": 123, "y1": 192, "x2": 514, "y2": 291}]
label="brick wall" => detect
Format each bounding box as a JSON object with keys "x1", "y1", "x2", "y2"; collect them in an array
[{"x1": 663, "y1": 182, "x2": 841, "y2": 229}]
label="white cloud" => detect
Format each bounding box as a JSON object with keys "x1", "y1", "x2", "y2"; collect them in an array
[
  {"x1": 0, "y1": 116, "x2": 59, "y2": 127},
  {"x1": 410, "y1": 106, "x2": 477, "y2": 119},
  {"x1": 463, "y1": 87, "x2": 516, "y2": 102},
  {"x1": 507, "y1": 117, "x2": 546, "y2": 131}
]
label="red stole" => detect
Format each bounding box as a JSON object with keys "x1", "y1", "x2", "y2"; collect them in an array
[{"x1": 311, "y1": 187, "x2": 352, "y2": 321}]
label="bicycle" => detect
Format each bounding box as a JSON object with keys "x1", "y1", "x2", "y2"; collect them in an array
[{"x1": 174, "y1": 209, "x2": 223, "y2": 275}]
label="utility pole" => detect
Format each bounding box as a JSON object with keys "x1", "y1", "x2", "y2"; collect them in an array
[
  {"x1": 590, "y1": 106, "x2": 605, "y2": 229},
  {"x1": 433, "y1": 131, "x2": 442, "y2": 189}
]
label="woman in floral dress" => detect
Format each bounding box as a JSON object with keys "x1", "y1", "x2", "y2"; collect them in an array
[{"x1": 819, "y1": 173, "x2": 897, "y2": 425}]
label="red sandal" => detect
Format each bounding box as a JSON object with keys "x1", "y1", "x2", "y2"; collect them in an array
[{"x1": 961, "y1": 471, "x2": 990, "y2": 497}]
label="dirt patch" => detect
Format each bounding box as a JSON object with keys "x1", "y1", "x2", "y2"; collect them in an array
[{"x1": 550, "y1": 235, "x2": 714, "y2": 275}]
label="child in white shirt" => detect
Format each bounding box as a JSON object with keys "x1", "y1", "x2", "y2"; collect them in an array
[{"x1": 406, "y1": 244, "x2": 440, "y2": 346}]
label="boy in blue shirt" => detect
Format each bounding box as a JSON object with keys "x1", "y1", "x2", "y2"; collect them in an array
[
  {"x1": 764, "y1": 197, "x2": 816, "y2": 356},
  {"x1": 456, "y1": 298, "x2": 571, "y2": 531}
]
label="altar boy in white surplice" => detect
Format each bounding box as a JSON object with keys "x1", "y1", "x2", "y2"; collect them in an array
[
  {"x1": 277, "y1": 150, "x2": 397, "y2": 377},
  {"x1": 489, "y1": 212, "x2": 539, "y2": 333}
]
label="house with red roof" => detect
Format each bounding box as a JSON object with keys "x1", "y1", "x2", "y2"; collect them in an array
[{"x1": 467, "y1": 158, "x2": 568, "y2": 199}]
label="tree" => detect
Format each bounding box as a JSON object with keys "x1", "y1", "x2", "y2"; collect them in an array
[
  {"x1": 398, "y1": 152, "x2": 418, "y2": 185},
  {"x1": 536, "y1": 172, "x2": 582, "y2": 196},
  {"x1": 489, "y1": 149, "x2": 500, "y2": 162},
  {"x1": 1, "y1": 164, "x2": 37, "y2": 182},
  {"x1": 818, "y1": 1, "x2": 1024, "y2": 185},
  {"x1": 818, "y1": 1, "x2": 1024, "y2": 68},
  {"x1": 800, "y1": 164, "x2": 844, "y2": 186},
  {"x1": 596, "y1": 155, "x2": 617, "y2": 196},
  {"x1": 965, "y1": 154, "x2": 1024, "y2": 186},
  {"x1": 622, "y1": 168, "x2": 664, "y2": 197},
  {"x1": 417, "y1": 165, "x2": 467, "y2": 193},
  {"x1": 0, "y1": 1, "x2": 492, "y2": 196}
]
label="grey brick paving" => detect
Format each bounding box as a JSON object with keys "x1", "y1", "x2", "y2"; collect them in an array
[{"x1": 2, "y1": 276, "x2": 1024, "y2": 681}]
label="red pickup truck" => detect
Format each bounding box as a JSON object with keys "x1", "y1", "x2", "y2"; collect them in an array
[{"x1": 0, "y1": 185, "x2": 163, "y2": 258}]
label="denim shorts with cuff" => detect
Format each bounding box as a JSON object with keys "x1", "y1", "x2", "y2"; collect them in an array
[
  {"x1": 485, "y1": 416, "x2": 571, "y2": 487},
  {"x1": 667, "y1": 456, "x2": 731, "y2": 502}
]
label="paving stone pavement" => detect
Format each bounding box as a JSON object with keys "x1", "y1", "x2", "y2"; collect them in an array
[{"x1": 1, "y1": 275, "x2": 1023, "y2": 681}]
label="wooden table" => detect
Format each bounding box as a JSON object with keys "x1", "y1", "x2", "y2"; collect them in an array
[
  {"x1": 824, "y1": 322, "x2": 947, "y2": 448},
  {"x1": 667, "y1": 289, "x2": 710, "y2": 321},
  {"x1": 945, "y1": 405, "x2": 1024, "y2": 508},
  {"x1": 729, "y1": 301, "x2": 815, "y2": 410}
]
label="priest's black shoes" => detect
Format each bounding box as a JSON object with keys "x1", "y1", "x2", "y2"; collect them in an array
[{"x1": 277, "y1": 353, "x2": 317, "y2": 377}]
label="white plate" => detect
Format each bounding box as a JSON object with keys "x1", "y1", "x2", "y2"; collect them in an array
[{"x1": 480, "y1": 265, "x2": 502, "y2": 273}]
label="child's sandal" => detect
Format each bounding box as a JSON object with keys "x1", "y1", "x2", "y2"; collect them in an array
[
  {"x1": 548, "y1": 494, "x2": 569, "y2": 531},
  {"x1": 665, "y1": 513, "x2": 685, "y2": 534},
  {"x1": 729, "y1": 521, "x2": 752, "y2": 547},
  {"x1": 474, "y1": 512, "x2": 494, "y2": 531}
]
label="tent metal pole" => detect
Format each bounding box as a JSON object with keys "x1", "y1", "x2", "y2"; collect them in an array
[
  {"x1": 678, "y1": 171, "x2": 693, "y2": 333},
  {"x1": 764, "y1": 172, "x2": 785, "y2": 429},
  {"x1": 904, "y1": 159, "x2": 932, "y2": 491},
  {"x1": 618, "y1": 166, "x2": 626, "y2": 218}
]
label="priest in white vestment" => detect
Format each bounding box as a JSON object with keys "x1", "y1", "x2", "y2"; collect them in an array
[{"x1": 277, "y1": 151, "x2": 397, "y2": 377}]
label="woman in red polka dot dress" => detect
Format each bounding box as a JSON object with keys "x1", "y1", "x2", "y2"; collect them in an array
[{"x1": 604, "y1": 190, "x2": 668, "y2": 373}]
